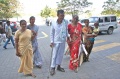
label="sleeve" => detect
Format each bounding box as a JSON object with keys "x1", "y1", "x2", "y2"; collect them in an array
[
  {"x1": 36, "y1": 26, "x2": 39, "y2": 33},
  {"x1": 14, "y1": 30, "x2": 19, "y2": 39},
  {"x1": 50, "y1": 21, "x2": 55, "y2": 43}
]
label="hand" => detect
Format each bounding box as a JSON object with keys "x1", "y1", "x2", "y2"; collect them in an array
[
  {"x1": 16, "y1": 51, "x2": 22, "y2": 57},
  {"x1": 32, "y1": 30, "x2": 36, "y2": 36},
  {"x1": 67, "y1": 37, "x2": 71, "y2": 43},
  {"x1": 50, "y1": 43, "x2": 54, "y2": 48},
  {"x1": 92, "y1": 34, "x2": 97, "y2": 37}
]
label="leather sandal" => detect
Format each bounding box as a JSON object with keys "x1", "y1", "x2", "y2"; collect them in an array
[
  {"x1": 57, "y1": 67, "x2": 65, "y2": 72},
  {"x1": 50, "y1": 68, "x2": 55, "y2": 76}
]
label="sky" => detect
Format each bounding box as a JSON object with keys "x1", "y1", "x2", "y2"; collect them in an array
[{"x1": 18, "y1": 0, "x2": 107, "y2": 17}]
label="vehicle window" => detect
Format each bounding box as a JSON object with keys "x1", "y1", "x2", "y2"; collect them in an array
[
  {"x1": 98, "y1": 17, "x2": 104, "y2": 23},
  {"x1": 111, "y1": 16, "x2": 116, "y2": 22},
  {"x1": 89, "y1": 17, "x2": 99, "y2": 23},
  {"x1": 105, "y1": 17, "x2": 110, "y2": 22}
]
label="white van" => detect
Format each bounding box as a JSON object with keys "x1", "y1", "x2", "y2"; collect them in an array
[{"x1": 89, "y1": 15, "x2": 118, "y2": 34}]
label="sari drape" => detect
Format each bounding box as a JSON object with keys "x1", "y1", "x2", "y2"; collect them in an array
[
  {"x1": 67, "y1": 23, "x2": 82, "y2": 70},
  {"x1": 15, "y1": 29, "x2": 33, "y2": 75}
]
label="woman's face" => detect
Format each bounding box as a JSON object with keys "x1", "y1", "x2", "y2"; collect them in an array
[
  {"x1": 30, "y1": 18, "x2": 35, "y2": 24},
  {"x1": 72, "y1": 16, "x2": 78, "y2": 23},
  {"x1": 20, "y1": 21, "x2": 27, "y2": 29},
  {"x1": 84, "y1": 20, "x2": 89, "y2": 26}
]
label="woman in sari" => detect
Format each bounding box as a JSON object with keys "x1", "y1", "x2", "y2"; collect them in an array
[
  {"x1": 67, "y1": 15, "x2": 82, "y2": 72},
  {"x1": 15, "y1": 20, "x2": 36, "y2": 77},
  {"x1": 82, "y1": 19, "x2": 97, "y2": 62},
  {"x1": 27, "y1": 16, "x2": 42, "y2": 68}
]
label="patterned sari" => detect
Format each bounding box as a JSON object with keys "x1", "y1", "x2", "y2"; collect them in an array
[
  {"x1": 82, "y1": 26, "x2": 94, "y2": 61},
  {"x1": 67, "y1": 23, "x2": 82, "y2": 70}
]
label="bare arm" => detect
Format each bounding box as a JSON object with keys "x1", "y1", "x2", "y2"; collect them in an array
[{"x1": 15, "y1": 38, "x2": 21, "y2": 57}]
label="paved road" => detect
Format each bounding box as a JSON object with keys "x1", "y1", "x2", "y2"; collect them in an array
[{"x1": 0, "y1": 25, "x2": 120, "y2": 79}]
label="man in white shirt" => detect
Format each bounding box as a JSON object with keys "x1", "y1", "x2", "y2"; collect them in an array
[{"x1": 50, "y1": 10, "x2": 68, "y2": 76}]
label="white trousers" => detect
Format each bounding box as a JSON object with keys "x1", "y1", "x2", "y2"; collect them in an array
[
  {"x1": 51, "y1": 43, "x2": 65, "y2": 68},
  {"x1": 0, "y1": 34, "x2": 6, "y2": 44}
]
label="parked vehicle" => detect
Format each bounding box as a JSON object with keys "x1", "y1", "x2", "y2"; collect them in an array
[
  {"x1": 89, "y1": 15, "x2": 118, "y2": 35},
  {"x1": 117, "y1": 18, "x2": 120, "y2": 24}
]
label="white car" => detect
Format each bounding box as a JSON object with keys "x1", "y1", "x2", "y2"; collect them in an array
[{"x1": 89, "y1": 15, "x2": 118, "y2": 35}]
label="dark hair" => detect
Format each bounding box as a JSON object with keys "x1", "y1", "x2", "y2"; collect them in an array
[
  {"x1": 84, "y1": 19, "x2": 89, "y2": 23},
  {"x1": 7, "y1": 21, "x2": 10, "y2": 24},
  {"x1": 94, "y1": 22, "x2": 99, "y2": 26},
  {"x1": 20, "y1": 20, "x2": 26, "y2": 25},
  {"x1": 72, "y1": 15, "x2": 79, "y2": 21},
  {"x1": 29, "y1": 16, "x2": 35, "y2": 20},
  {"x1": 57, "y1": 10, "x2": 64, "y2": 15}
]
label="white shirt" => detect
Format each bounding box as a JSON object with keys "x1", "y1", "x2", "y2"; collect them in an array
[{"x1": 50, "y1": 19, "x2": 68, "y2": 43}]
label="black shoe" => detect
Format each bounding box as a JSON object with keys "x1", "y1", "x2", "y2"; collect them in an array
[
  {"x1": 36, "y1": 65, "x2": 42, "y2": 69},
  {"x1": 50, "y1": 68, "x2": 55, "y2": 76},
  {"x1": 3, "y1": 46, "x2": 7, "y2": 49},
  {"x1": 57, "y1": 66, "x2": 65, "y2": 72}
]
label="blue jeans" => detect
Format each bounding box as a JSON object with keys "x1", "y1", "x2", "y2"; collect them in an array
[{"x1": 4, "y1": 36, "x2": 15, "y2": 48}]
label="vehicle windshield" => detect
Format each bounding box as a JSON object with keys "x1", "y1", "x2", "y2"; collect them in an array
[
  {"x1": 89, "y1": 17, "x2": 99, "y2": 23},
  {"x1": 80, "y1": 19, "x2": 87, "y2": 23}
]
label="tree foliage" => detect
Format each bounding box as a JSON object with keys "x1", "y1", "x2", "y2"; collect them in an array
[
  {"x1": 40, "y1": 6, "x2": 56, "y2": 18},
  {"x1": 101, "y1": 0, "x2": 120, "y2": 16},
  {"x1": 0, "y1": 0, "x2": 20, "y2": 19},
  {"x1": 57, "y1": 0, "x2": 92, "y2": 15}
]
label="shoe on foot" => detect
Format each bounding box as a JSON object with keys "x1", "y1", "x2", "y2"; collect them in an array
[
  {"x1": 57, "y1": 66, "x2": 65, "y2": 72},
  {"x1": 36, "y1": 65, "x2": 42, "y2": 69},
  {"x1": 50, "y1": 68, "x2": 55, "y2": 76},
  {"x1": 3, "y1": 46, "x2": 7, "y2": 49}
]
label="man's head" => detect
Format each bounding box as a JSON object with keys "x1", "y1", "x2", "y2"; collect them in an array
[
  {"x1": 7, "y1": 21, "x2": 10, "y2": 26},
  {"x1": 57, "y1": 10, "x2": 65, "y2": 21}
]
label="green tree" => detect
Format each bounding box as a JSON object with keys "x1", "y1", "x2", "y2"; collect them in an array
[
  {"x1": 57, "y1": 0, "x2": 92, "y2": 16},
  {"x1": 40, "y1": 6, "x2": 57, "y2": 18},
  {"x1": 0, "y1": 0, "x2": 20, "y2": 20},
  {"x1": 40, "y1": 6, "x2": 51, "y2": 18},
  {"x1": 101, "y1": 0, "x2": 120, "y2": 17}
]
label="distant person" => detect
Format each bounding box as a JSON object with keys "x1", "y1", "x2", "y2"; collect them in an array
[
  {"x1": 50, "y1": 9, "x2": 68, "y2": 76},
  {"x1": 27, "y1": 16, "x2": 43, "y2": 68},
  {"x1": 3, "y1": 21, "x2": 15, "y2": 49},
  {"x1": 0, "y1": 23, "x2": 6, "y2": 45},
  {"x1": 67, "y1": 15, "x2": 82, "y2": 72},
  {"x1": 82, "y1": 19, "x2": 97, "y2": 62},
  {"x1": 15, "y1": 20, "x2": 36, "y2": 78}
]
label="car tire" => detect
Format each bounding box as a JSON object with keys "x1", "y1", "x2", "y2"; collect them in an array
[{"x1": 107, "y1": 27, "x2": 113, "y2": 35}]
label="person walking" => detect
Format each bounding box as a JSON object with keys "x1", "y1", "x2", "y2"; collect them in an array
[
  {"x1": 50, "y1": 10, "x2": 68, "y2": 76},
  {"x1": 3, "y1": 21, "x2": 15, "y2": 49},
  {"x1": 82, "y1": 19, "x2": 97, "y2": 62},
  {"x1": 27, "y1": 16, "x2": 43, "y2": 68},
  {"x1": 15, "y1": 20, "x2": 36, "y2": 78},
  {"x1": 67, "y1": 15, "x2": 82, "y2": 73}
]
